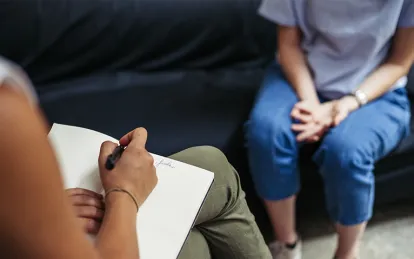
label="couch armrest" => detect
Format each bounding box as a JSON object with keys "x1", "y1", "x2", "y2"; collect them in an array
[{"x1": 0, "y1": 0, "x2": 275, "y2": 84}]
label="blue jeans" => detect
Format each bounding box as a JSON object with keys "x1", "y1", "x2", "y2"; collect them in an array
[{"x1": 245, "y1": 63, "x2": 411, "y2": 225}]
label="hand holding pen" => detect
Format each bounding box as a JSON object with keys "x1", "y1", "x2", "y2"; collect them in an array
[{"x1": 98, "y1": 128, "x2": 158, "y2": 210}]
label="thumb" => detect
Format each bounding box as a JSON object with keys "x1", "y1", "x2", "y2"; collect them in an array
[
  {"x1": 119, "y1": 127, "x2": 148, "y2": 148},
  {"x1": 98, "y1": 141, "x2": 118, "y2": 171},
  {"x1": 333, "y1": 111, "x2": 347, "y2": 126}
]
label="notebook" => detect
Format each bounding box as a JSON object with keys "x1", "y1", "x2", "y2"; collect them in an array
[{"x1": 48, "y1": 123, "x2": 214, "y2": 259}]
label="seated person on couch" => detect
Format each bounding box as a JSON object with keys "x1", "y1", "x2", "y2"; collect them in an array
[
  {"x1": 0, "y1": 56, "x2": 271, "y2": 259},
  {"x1": 246, "y1": 1, "x2": 414, "y2": 259}
]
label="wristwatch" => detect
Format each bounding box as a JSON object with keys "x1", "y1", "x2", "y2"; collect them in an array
[{"x1": 352, "y1": 89, "x2": 368, "y2": 107}]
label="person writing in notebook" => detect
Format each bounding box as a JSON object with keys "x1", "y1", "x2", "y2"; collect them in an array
[{"x1": 0, "y1": 56, "x2": 271, "y2": 259}]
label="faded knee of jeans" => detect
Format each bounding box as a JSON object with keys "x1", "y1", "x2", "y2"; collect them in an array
[
  {"x1": 320, "y1": 133, "x2": 375, "y2": 177},
  {"x1": 246, "y1": 111, "x2": 295, "y2": 154}
]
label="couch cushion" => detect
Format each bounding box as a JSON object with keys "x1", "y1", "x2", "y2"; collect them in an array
[
  {"x1": 38, "y1": 68, "x2": 263, "y2": 156},
  {"x1": 0, "y1": 0, "x2": 275, "y2": 85}
]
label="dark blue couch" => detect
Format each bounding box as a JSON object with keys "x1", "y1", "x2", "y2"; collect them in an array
[{"x1": 1, "y1": 0, "x2": 413, "y2": 240}]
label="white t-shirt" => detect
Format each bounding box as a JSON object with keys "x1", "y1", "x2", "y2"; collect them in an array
[{"x1": 0, "y1": 56, "x2": 37, "y2": 105}]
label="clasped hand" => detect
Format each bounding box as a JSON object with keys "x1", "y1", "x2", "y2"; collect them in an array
[{"x1": 291, "y1": 96, "x2": 359, "y2": 143}]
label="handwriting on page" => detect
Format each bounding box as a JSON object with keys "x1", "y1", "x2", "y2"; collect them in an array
[{"x1": 154, "y1": 157, "x2": 176, "y2": 169}]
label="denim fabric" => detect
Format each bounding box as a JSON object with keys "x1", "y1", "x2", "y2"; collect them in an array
[{"x1": 245, "y1": 62, "x2": 411, "y2": 225}]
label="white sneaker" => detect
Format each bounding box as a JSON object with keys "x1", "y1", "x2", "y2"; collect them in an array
[{"x1": 269, "y1": 240, "x2": 302, "y2": 259}]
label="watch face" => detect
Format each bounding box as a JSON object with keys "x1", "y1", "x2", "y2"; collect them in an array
[{"x1": 355, "y1": 90, "x2": 368, "y2": 105}]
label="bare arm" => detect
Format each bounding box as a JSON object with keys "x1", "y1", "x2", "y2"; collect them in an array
[
  {"x1": 278, "y1": 26, "x2": 319, "y2": 104},
  {"x1": 0, "y1": 86, "x2": 98, "y2": 259},
  {"x1": 0, "y1": 86, "x2": 141, "y2": 259},
  {"x1": 357, "y1": 28, "x2": 414, "y2": 103},
  {"x1": 330, "y1": 28, "x2": 414, "y2": 125},
  {"x1": 96, "y1": 179, "x2": 139, "y2": 258}
]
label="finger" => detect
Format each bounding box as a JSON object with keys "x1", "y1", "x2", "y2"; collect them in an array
[
  {"x1": 69, "y1": 195, "x2": 105, "y2": 209},
  {"x1": 99, "y1": 141, "x2": 118, "y2": 169},
  {"x1": 312, "y1": 115, "x2": 323, "y2": 125},
  {"x1": 297, "y1": 130, "x2": 313, "y2": 142},
  {"x1": 290, "y1": 107, "x2": 299, "y2": 117},
  {"x1": 294, "y1": 102, "x2": 313, "y2": 114},
  {"x1": 291, "y1": 111, "x2": 313, "y2": 123},
  {"x1": 291, "y1": 123, "x2": 312, "y2": 132},
  {"x1": 319, "y1": 116, "x2": 333, "y2": 128},
  {"x1": 119, "y1": 127, "x2": 148, "y2": 148},
  {"x1": 297, "y1": 131, "x2": 316, "y2": 142},
  {"x1": 290, "y1": 108, "x2": 304, "y2": 122},
  {"x1": 312, "y1": 135, "x2": 320, "y2": 141},
  {"x1": 74, "y1": 205, "x2": 105, "y2": 220},
  {"x1": 306, "y1": 135, "x2": 320, "y2": 143},
  {"x1": 304, "y1": 135, "x2": 319, "y2": 143},
  {"x1": 296, "y1": 125, "x2": 322, "y2": 142},
  {"x1": 79, "y1": 218, "x2": 101, "y2": 235},
  {"x1": 66, "y1": 188, "x2": 103, "y2": 199}
]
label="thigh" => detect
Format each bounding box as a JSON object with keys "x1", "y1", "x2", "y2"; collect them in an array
[
  {"x1": 316, "y1": 88, "x2": 410, "y2": 165},
  {"x1": 312, "y1": 89, "x2": 409, "y2": 224},
  {"x1": 245, "y1": 62, "x2": 302, "y2": 200},
  {"x1": 168, "y1": 146, "x2": 239, "y2": 225},
  {"x1": 249, "y1": 62, "x2": 298, "y2": 123},
  {"x1": 169, "y1": 146, "x2": 271, "y2": 259},
  {"x1": 178, "y1": 229, "x2": 211, "y2": 259}
]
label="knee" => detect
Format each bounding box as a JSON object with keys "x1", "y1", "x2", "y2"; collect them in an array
[
  {"x1": 193, "y1": 146, "x2": 239, "y2": 191},
  {"x1": 180, "y1": 146, "x2": 227, "y2": 166},
  {"x1": 173, "y1": 146, "x2": 239, "y2": 189},
  {"x1": 246, "y1": 110, "x2": 295, "y2": 151},
  {"x1": 317, "y1": 135, "x2": 376, "y2": 225},
  {"x1": 174, "y1": 146, "x2": 227, "y2": 166},
  {"x1": 318, "y1": 134, "x2": 375, "y2": 177}
]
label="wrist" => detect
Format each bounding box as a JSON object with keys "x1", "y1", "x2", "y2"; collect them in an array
[
  {"x1": 299, "y1": 98, "x2": 320, "y2": 107},
  {"x1": 105, "y1": 191, "x2": 139, "y2": 214},
  {"x1": 339, "y1": 95, "x2": 360, "y2": 112},
  {"x1": 353, "y1": 89, "x2": 369, "y2": 107},
  {"x1": 321, "y1": 101, "x2": 335, "y2": 110},
  {"x1": 296, "y1": 87, "x2": 320, "y2": 105},
  {"x1": 319, "y1": 102, "x2": 335, "y2": 127}
]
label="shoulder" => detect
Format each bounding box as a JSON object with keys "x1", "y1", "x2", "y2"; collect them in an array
[
  {"x1": 258, "y1": 0, "x2": 304, "y2": 27},
  {"x1": 0, "y1": 57, "x2": 38, "y2": 106}
]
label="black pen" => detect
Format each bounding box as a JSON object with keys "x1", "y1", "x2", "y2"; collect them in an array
[{"x1": 105, "y1": 145, "x2": 126, "y2": 170}]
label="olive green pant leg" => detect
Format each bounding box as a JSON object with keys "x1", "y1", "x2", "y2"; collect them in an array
[
  {"x1": 179, "y1": 228, "x2": 212, "y2": 259},
  {"x1": 172, "y1": 146, "x2": 271, "y2": 259}
]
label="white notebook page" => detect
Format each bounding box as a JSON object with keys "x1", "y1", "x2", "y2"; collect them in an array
[{"x1": 48, "y1": 123, "x2": 214, "y2": 259}]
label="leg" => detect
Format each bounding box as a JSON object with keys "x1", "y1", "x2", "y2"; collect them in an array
[
  {"x1": 170, "y1": 146, "x2": 272, "y2": 259},
  {"x1": 313, "y1": 89, "x2": 410, "y2": 259},
  {"x1": 179, "y1": 229, "x2": 211, "y2": 259},
  {"x1": 245, "y1": 62, "x2": 300, "y2": 245},
  {"x1": 334, "y1": 224, "x2": 366, "y2": 259}
]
